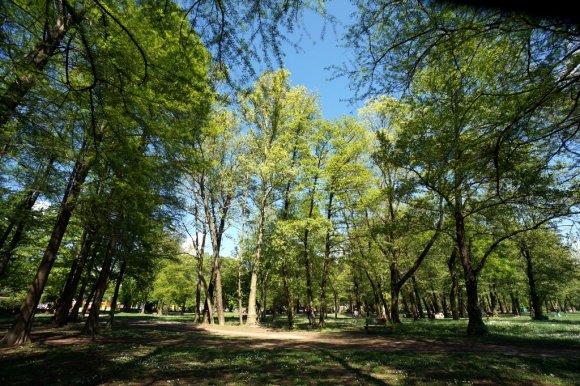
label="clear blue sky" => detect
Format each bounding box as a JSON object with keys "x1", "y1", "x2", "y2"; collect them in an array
[{"x1": 272, "y1": 1, "x2": 360, "y2": 120}]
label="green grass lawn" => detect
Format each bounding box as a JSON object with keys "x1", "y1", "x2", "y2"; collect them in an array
[{"x1": 0, "y1": 312, "x2": 578, "y2": 385}]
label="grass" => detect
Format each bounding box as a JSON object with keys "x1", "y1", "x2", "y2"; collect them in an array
[{"x1": 0, "y1": 312, "x2": 578, "y2": 385}]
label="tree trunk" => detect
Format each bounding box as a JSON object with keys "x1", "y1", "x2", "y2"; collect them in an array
[
  {"x1": 431, "y1": 292, "x2": 441, "y2": 313},
  {"x1": 521, "y1": 243, "x2": 546, "y2": 320},
  {"x1": 282, "y1": 266, "x2": 294, "y2": 328},
  {"x1": 412, "y1": 276, "x2": 425, "y2": 319},
  {"x1": 247, "y1": 190, "x2": 268, "y2": 326},
  {"x1": 333, "y1": 286, "x2": 338, "y2": 319},
  {"x1": 237, "y1": 259, "x2": 244, "y2": 325},
  {"x1": 455, "y1": 207, "x2": 488, "y2": 335},
  {"x1": 1, "y1": 151, "x2": 92, "y2": 345},
  {"x1": 388, "y1": 262, "x2": 401, "y2": 323},
  {"x1": 423, "y1": 297, "x2": 433, "y2": 319},
  {"x1": 69, "y1": 254, "x2": 96, "y2": 322},
  {"x1": 318, "y1": 191, "x2": 333, "y2": 327},
  {"x1": 465, "y1": 275, "x2": 487, "y2": 335},
  {"x1": 81, "y1": 277, "x2": 98, "y2": 318},
  {"x1": 109, "y1": 259, "x2": 126, "y2": 326},
  {"x1": 201, "y1": 273, "x2": 214, "y2": 324},
  {"x1": 54, "y1": 230, "x2": 94, "y2": 326},
  {"x1": 458, "y1": 286, "x2": 466, "y2": 318},
  {"x1": 448, "y1": 247, "x2": 460, "y2": 320},
  {"x1": 377, "y1": 279, "x2": 392, "y2": 326},
  {"x1": 489, "y1": 286, "x2": 498, "y2": 316},
  {"x1": 498, "y1": 294, "x2": 506, "y2": 314},
  {"x1": 259, "y1": 271, "x2": 269, "y2": 322},
  {"x1": 406, "y1": 288, "x2": 418, "y2": 319},
  {"x1": 215, "y1": 268, "x2": 225, "y2": 325},
  {"x1": 442, "y1": 293, "x2": 449, "y2": 318},
  {"x1": 82, "y1": 241, "x2": 114, "y2": 336}
]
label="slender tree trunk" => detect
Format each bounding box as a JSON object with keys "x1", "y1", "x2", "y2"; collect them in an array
[
  {"x1": 81, "y1": 283, "x2": 96, "y2": 317},
  {"x1": 69, "y1": 253, "x2": 96, "y2": 322},
  {"x1": 377, "y1": 279, "x2": 392, "y2": 326},
  {"x1": 458, "y1": 286, "x2": 466, "y2": 318},
  {"x1": 237, "y1": 259, "x2": 244, "y2": 325},
  {"x1": 318, "y1": 191, "x2": 334, "y2": 327},
  {"x1": 54, "y1": 230, "x2": 93, "y2": 326},
  {"x1": 1, "y1": 150, "x2": 92, "y2": 345},
  {"x1": 203, "y1": 278, "x2": 215, "y2": 324},
  {"x1": 140, "y1": 292, "x2": 148, "y2": 315},
  {"x1": 412, "y1": 276, "x2": 425, "y2": 319},
  {"x1": 333, "y1": 286, "x2": 338, "y2": 319},
  {"x1": 282, "y1": 266, "x2": 294, "y2": 328},
  {"x1": 109, "y1": 259, "x2": 126, "y2": 326},
  {"x1": 363, "y1": 269, "x2": 381, "y2": 317},
  {"x1": 82, "y1": 241, "x2": 114, "y2": 336},
  {"x1": 390, "y1": 264, "x2": 402, "y2": 323},
  {"x1": 489, "y1": 285, "x2": 498, "y2": 316},
  {"x1": 431, "y1": 292, "x2": 441, "y2": 313},
  {"x1": 194, "y1": 275, "x2": 202, "y2": 323},
  {"x1": 423, "y1": 297, "x2": 433, "y2": 319},
  {"x1": 498, "y1": 294, "x2": 506, "y2": 314},
  {"x1": 401, "y1": 293, "x2": 411, "y2": 317},
  {"x1": 201, "y1": 275, "x2": 214, "y2": 324},
  {"x1": 215, "y1": 268, "x2": 225, "y2": 325},
  {"x1": 442, "y1": 293, "x2": 449, "y2": 318},
  {"x1": 260, "y1": 272, "x2": 268, "y2": 322},
  {"x1": 448, "y1": 247, "x2": 460, "y2": 320},
  {"x1": 247, "y1": 192, "x2": 267, "y2": 326}
]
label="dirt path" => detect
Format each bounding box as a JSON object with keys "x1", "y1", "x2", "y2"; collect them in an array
[
  {"x1": 200, "y1": 323, "x2": 580, "y2": 358},
  {"x1": 3, "y1": 319, "x2": 578, "y2": 359}
]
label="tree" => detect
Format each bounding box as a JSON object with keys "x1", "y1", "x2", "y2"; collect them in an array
[
  {"x1": 239, "y1": 69, "x2": 317, "y2": 326},
  {"x1": 1, "y1": 0, "x2": 211, "y2": 345}
]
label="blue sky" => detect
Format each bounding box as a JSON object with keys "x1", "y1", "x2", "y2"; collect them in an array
[{"x1": 273, "y1": 1, "x2": 361, "y2": 120}]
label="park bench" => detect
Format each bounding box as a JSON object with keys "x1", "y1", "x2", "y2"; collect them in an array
[{"x1": 364, "y1": 314, "x2": 388, "y2": 332}]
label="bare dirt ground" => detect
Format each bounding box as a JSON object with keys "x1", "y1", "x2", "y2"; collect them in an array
[{"x1": 198, "y1": 323, "x2": 580, "y2": 358}]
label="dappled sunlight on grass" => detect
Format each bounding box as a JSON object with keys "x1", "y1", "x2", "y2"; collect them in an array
[{"x1": 0, "y1": 313, "x2": 578, "y2": 385}]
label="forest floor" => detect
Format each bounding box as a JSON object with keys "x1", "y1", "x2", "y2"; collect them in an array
[{"x1": 0, "y1": 312, "x2": 579, "y2": 385}]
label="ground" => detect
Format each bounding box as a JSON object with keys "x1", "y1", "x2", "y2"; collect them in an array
[{"x1": 0, "y1": 313, "x2": 578, "y2": 385}]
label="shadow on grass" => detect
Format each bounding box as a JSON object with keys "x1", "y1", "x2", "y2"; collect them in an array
[{"x1": 1, "y1": 313, "x2": 579, "y2": 385}]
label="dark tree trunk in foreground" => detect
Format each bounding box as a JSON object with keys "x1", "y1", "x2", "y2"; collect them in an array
[{"x1": 1, "y1": 152, "x2": 92, "y2": 346}]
